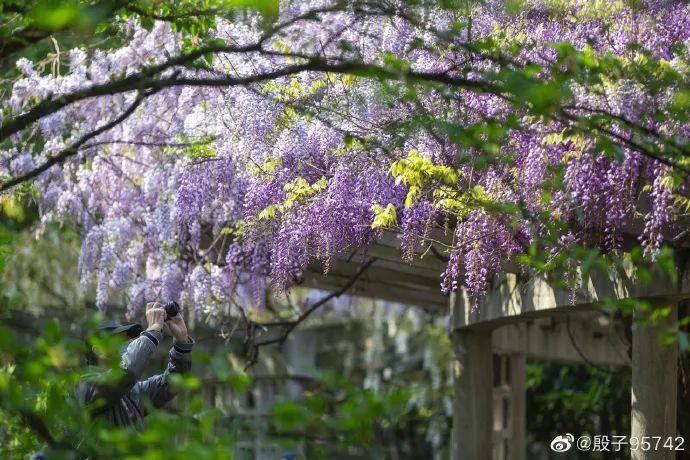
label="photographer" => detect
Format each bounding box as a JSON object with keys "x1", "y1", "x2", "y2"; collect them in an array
[{"x1": 77, "y1": 301, "x2": 195, "y2": 427}]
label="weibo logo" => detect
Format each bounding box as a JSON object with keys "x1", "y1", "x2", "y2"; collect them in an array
[{"x1": 550, "y1": 434, "x2": 575, "y2": 452}]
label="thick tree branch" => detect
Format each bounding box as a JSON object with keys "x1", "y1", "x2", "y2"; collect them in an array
[
  {"x1": 0, "y1": 43, "x2": 251, "y2": 141},
  {"x1": 0, "y1": 90, "x2": 150, "y2": 192},
  {"x1": 244, "y1": 257, "x2": 377, "y2": 367},
  {"x1": 1, "y1": 22, "x2": 687, "y2": 193},
  {"x1": 0, "y1": 3, "x2": 347, "y2": 141},
  {"x1": 0, "y1": 57, "x2": 499, "y2": 192},
  {"x1": 125, "y1": 5, "x2": 221, "y2": 21},
  {"x1": 0, "y1": 51, "x2": 495, "y2": 143}
]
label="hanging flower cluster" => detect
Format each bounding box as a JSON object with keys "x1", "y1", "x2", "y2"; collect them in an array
[{"x1": 2, "y1": 0, "x2": 690, "y2": 313}]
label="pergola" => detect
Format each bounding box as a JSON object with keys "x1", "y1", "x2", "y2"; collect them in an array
[{"x1": 304, "y1": 233, "x2": 689, "y2": 460}]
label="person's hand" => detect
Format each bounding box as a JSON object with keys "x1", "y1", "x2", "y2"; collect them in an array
[
  {"x1": 166, "y1": 313, "x2": 189, "y2": 343},
  {"x1": 145, "y1": 302, "x2": 166, "y2": 332}
]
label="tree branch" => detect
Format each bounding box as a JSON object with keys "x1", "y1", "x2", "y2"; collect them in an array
[
  {"x1": 244, "y1": 257, "x2": 377, "y2": 368},
  {"x1": 0, "y1": 90, "x2": 151, "y2": 192},
  {"x1": 0, "y1": 52, "x2": 495, "y2": 143}
]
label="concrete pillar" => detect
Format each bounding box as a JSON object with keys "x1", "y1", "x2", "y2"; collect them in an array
[
  {"x1": 631, "y1": 300, "x2": 678, "y2": 460},
  {"x1": 285, "y1": 329, "x2": 316, "y2": 399},
  {"x1": 509, "y1": 353, "x2": 526, "y2": 460},
  {"x1": 452, "y1": 329, "x2": 493, "y2": 460}
]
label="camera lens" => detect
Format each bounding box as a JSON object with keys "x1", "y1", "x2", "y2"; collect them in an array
[{"x1": 163, "y1": 301, "x2": 180, "y2": 320}]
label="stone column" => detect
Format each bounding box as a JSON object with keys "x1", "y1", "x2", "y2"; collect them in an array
[
  {"x1": 452, "y1": 329, "x2": 493, "y2": 460},
  {"x1": 631, "y1": 300, "x2": 678, "y2": 460}
]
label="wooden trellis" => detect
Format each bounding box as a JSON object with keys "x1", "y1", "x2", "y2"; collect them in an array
[{"x1": 304, "y1": 234, "x2": 689, "y2": 460}]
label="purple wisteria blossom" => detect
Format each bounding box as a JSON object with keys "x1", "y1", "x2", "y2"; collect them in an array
[{"x1": 2, "y1": 0, "x2": 690, "y2": 312}]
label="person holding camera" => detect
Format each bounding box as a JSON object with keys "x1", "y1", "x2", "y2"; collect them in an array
[{"x1": 76, "y1": 301, "x2": 195, "y2": 427}]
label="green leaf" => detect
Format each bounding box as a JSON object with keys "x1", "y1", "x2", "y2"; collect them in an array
[
  {"x1": 228, "y1": 372, "x2": 251, "y2": 393},
  {"x1": 371, "y1": 203, "x2": 398, "y2": 229},
  {"x1": 30, "y1": 0, "x2": 80, "y2": 30},
  {"x1": 272, "y1": 400, "x2": 311, "y2": 431},
  {"x1": 258, "y1": 204, "x2": 276, "y2": 220}
]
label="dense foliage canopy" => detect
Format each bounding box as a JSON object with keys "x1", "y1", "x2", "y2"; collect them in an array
[
  {"x1": 1, "y1": 2, "x2": 689, "y2": 458},
  {"x1": 2, "y1": 0, "x2": 690, "y2": 316}
]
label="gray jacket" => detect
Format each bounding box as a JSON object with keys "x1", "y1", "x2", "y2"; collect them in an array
[{"x1": 76, "y1": 329, "x2": 194, "y2": 427}]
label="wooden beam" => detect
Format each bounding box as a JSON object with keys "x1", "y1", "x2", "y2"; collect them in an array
[
  {"x1": 303, "y1": 260, "x2": 448, "y2": 308},
  {"x1": 491, "y1": 313, "x2": 631, "y2": 366},
  {"x1": 453, "y1": 264, "x2": 687, "y2": 328}
]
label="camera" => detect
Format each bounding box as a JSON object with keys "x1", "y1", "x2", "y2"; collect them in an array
[{"x1": 163, "y1": 301, "x2": 181, "y2": 320}]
